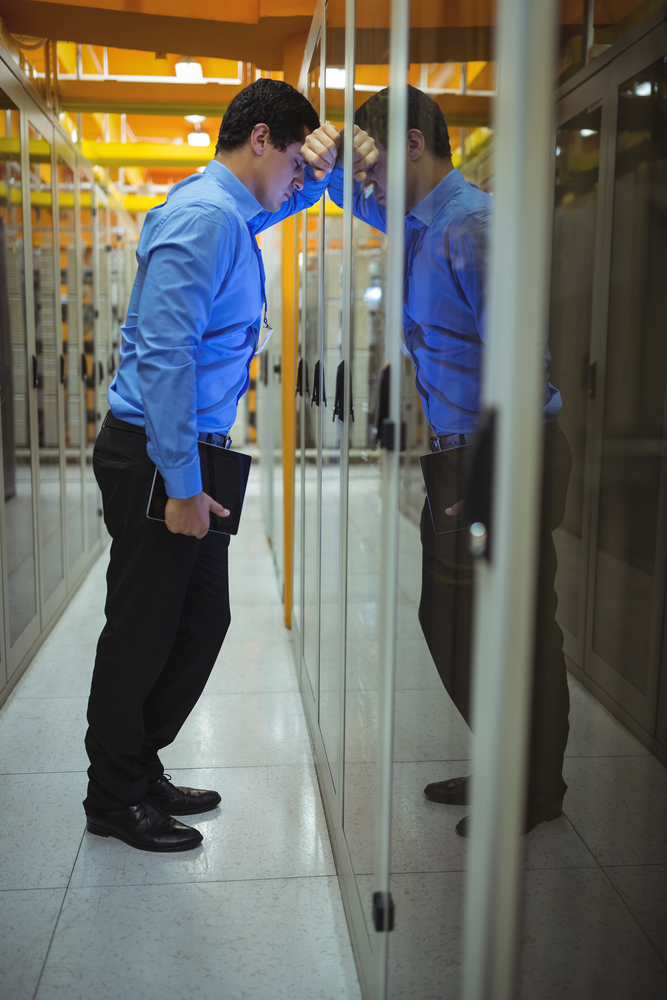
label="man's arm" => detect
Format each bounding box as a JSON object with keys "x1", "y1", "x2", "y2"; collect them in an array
[
  {"x1": 449, "y1": 213, "x2": 489, "y2": 343},
  {"x1": 303, "y1": 123, "x2": 387, "y2": 231},
  {"x1": 253, "y1": 164, "x2": 331, "y2": 233},
  {"x1": 135, "y1": 205, "x2": 233, "y2": 532}
]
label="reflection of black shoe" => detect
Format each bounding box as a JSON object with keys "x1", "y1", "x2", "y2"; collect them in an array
[
  {"x1": 148, "y1": 775, "x2": 221, "y2": 816},
  {"x1": 455, "y1": 799, "x2": 563, "y2": 839},
  {"x1": 86, "y1": 800, "x2": 203, "y2": 852},
  {"x1": 424, "y1": 775, "x2": 470, "y2": 805}
]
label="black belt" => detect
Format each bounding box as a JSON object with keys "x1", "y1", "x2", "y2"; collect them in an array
[
  {"x1": 430, "y1": 433, "x2": 469, "y2": 453},
  {"x1": 102, "y1": 410, "x2": 232, "y2": 449}
]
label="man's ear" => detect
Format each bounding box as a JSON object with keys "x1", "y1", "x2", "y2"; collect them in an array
[
  {"x1": 250, "y1": 123, "x2": 270, "y2": 156},
  {"x1": 407, "y1": 128, "x2": 425, "y2": 161}
]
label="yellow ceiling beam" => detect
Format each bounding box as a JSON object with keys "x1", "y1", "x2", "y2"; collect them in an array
[
  {"x1": 58, "y1": 79, "x2": 241, "y2": 117},
  {"x1": 123, "y1": 193, "x2": 168, "y2": 213},
  {"x1": 81, "y1": 140, "x2": 213, "y2": 168}
]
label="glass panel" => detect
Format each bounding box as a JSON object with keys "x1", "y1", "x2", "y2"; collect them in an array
[
  {"x1": 592, "y1": 57, "x2": 667, "y2": 698},
  {"x1": 1, "y1": 97, "x2": 38, "y2": 644},
  {"x1": 79, "y1": 169, "x2": 99, "y2": 549},
  {"x1": 516, "y1": 53, "x2": 667, "y2": 998},
  {"x1": 591, "y1": 0, "x2": 667, "y2": 64},
  {"x1": 318, "y1": 2, "x2": 347, "y2": 790},
  {"x1": 293, "y1": 215, "x2": 305, "y2": 642},
  {"x1": 302, "y1": 39, "x2": 323, "y2": 701},
  {"x1": 96, "y1": 194, "x2": 111, "y2": 422},
  {"x1": 557, "y1": 1, "x2": 586, "y2": 86},
  {"x1": 551, "y1": 106, "x2": 602, "y2": 643},
  {"x1": 58, "y1": 158, "x2": 84, "y2": 569},
  {"x1": 341, "y1": 0, "x2": 390, "y2": 949},
  {"x1": 30, "y1": 122, "x2": 64, "y2": 604}
]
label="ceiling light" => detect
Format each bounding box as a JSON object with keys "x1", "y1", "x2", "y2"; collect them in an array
[
  {"x1": 188, "y1": 132, "x2": 210, "y2": 147},
  {"x1": 635, "y1": 80, "x2": 652, "y2": 96},
  {"x1": 175, "y1": 60, "x2": 203, "y2": 82},
  {"x1": 185, "y1": 114, "x2": 206, "y2": 124},
  {"x1": 580, "y1": 129, "x2": 596, "y2": 137},
  {"x1": 324, "y1": 67, "x2": 346, "y2": 90},
  {"x1": 172, "y1": 136, "x2": 184, "y2": 145}
]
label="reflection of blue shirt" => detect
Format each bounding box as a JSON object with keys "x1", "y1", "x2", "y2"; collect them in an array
[
  {"x1": 328, "y1": 164, "x2": 561, "y2": 435},
  {"x1": 110, "y1": 159, "x2": 328, "y2": 498}
]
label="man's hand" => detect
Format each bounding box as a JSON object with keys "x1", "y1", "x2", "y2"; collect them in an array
[
  {"x1": 165, "y1": 492, "x2": 230, "y2": 538},
  {"x1": 445, "y1": 500, "x2": 465, "y2": 517},
  {"x1": 349, "y1": 124, "x2": 378, "y2": 182},
  {"x1": 302, "y1": 123, "x2": 378, "y2": 182},
  {"x1": 302, "y1": 123, "x2": 340, "y2": 180}
]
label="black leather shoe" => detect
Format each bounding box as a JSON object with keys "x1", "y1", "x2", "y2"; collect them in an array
[
  {"x1": 424, "y1": 775, "x2": 470, "y2": 805},
  {"x1": 147, "y1": 774, "x2": 221, "y2": 816},
  {"x1": 86, "y1": 800, "x2": 203, "y2": 852},
  {"x1": 454, "y1": 799, "x2": 563, "y2": 839}
]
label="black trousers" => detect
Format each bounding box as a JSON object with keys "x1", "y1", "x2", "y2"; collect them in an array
[
  {"x1": 418, "y1": 422, "x2": 573, "y2": 804},
  {"x1": 84, "y1": 423, "x2": 231, "y2": 812}
]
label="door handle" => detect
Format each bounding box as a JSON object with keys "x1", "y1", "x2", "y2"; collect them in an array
[
  {"x1": 312, "y1": 359, "x2": 325, "y2": 407},
  {"x1": 333, "y1": 360, "x2": 344, "y2": 422},
  {"x1": 374, "y1": 362, "x2": 404, "y2": 450},
  {"x1": 98, "y1": 361, "x2": 104, "y2": 385},
  {"x1": 295, "y1": 357, "x2": 303, "y2": 397},
  {"x1": 81, "y1": 353, "x2": 88, "y2": 383},
  {"x1": 465, "y1": 408, "x2": 497, "y2": 561},
  {"x1": 32, "y1": 354, "x2": 39, "y2": 390},
  {"x1": 60, "y1": 354, "x2": 66, "y2": 384}
]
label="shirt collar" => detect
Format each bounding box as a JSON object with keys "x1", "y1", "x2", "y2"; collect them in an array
[
  {"x1": 407, "y1": 167, "x2": 466, "y2": 229},
  {"x1": 203, "y1": 158, "x2": 264, "y2": 223}
]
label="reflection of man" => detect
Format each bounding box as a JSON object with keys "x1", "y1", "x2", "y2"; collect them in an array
[
  {"x1": 304, "y1": 87, "x2": 572, "y2": 836},
  {"x1": 85, "y1": 80, "x2": 331, "y2": 853}
]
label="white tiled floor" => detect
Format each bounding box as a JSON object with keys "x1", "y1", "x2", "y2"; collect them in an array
[{"x1": 0, "y1": 474, "x2": 362, "y2": 1000}]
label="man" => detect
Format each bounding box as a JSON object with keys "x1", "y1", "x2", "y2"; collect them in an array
[
  {"x1": 85, "y1": 79, "x2": 376, "y2": 853},
  {"x1": 304, "y1": 86, "x2": 572, "y2": 836}
]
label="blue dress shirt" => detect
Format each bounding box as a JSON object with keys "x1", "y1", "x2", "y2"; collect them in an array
[
  {"x1": 328, "y1": 164, "x2": 562, "y2": 435},
  {"x1": 110, "y1": 159, "x2": 328, "y2": 498}
]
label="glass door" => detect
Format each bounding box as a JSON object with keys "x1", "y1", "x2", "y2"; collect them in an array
[
  {"x1": 55, "y1": 141, "x2": 85, "y2": 577},
  {"x1": 586, "y1": 30, "x2": 667, "y2": 734},
  {"x1": 79, "y1": 164, "x2": 100, "y2": 553},
  {"x1": 28, "y1": 111, "x2": 66, "y2": 623},
  {"x1": 301, "y1": 23, "x2": 325, "y2": 707},
  {"x1": 0, "y1": 90, "x2": 41, "y2": 672}
]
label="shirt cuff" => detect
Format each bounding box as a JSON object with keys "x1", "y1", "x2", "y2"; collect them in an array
[{"x1": 161, "y1": 459, "x2": 202, "y2": 499}]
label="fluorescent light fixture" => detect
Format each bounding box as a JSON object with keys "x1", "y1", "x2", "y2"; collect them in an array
[
  {"x1": 364, "y1": 286, "x2": 382, "y2": 306},
  {"x1": 175, "y1": 60, "x2": 203, "y2": 82},
  {"x1": 635, "y1": 80, "x2": 652, "y2": 96},
  {"x1": 188, "y1": 131, "x2": 210, "y2": 147},
  {"x1": 71, "y1": 128, "x2": 78, "y2": 143},
  {"x1": 185, "y1": 114, "x2": 206, "y2": 124},
  {"x1": 196, "y1": 166, "x2": 206, "y2": 173},
  {"x1": 172, "y1": 136, "x2": 184, "y2": 145},
  {"x1": 580, "y1": 129, "x2": 596, "y2": 137},
  {"x1": 325, "y1": 67, "x2": 346, "y2": 90},
  {"x1": 555, "y1": 145, "x2": 561, "y2": 156}
]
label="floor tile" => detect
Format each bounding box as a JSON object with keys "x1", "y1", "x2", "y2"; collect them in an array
[
  {"x1": 226, "y1": 603, "x2": 291, "y2": 643},
  {"x1": 37, "y1": 878, "x2": 361, "y2": 1000},
  {"x1": 161, "y1": 693, "x2": 312, "y2": 768},
  {"x1": 207, "y1": 638, "x2": 298, "y2": 694},
  {"x1": 562, "y1": 755, "x2": 667, "y2": 865},
  {"x1": 0, "y1": 697, "x2": 88, "y2": 773},
  {"x1": 229, "y1": 570, "x2": 282, "y2": 605},
  {"x1": 70, "y1": 765, "x2": 335, "y2": 887},
  {"x1": 0, "y1": 773, "x2": 85, "y2": 889},
  {"x1": 13, "y1": 647, "x2": 95, "y2": 699},
  {"x1": 565, "y1": 677, "x2": 651, "y2": 757},
  {"x1": 0, "y1": 888, "x2": 66, "y2": 1000},
  {"x1": 604, "y1": 864, "x2": 667, "y2": 963},
  {"x1": 516, "y1": 867, "x2": 667, "y2": 999}
]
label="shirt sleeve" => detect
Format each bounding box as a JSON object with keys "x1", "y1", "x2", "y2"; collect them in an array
[
  {"x1": 136, "y1": 205, "x2": 233, "y2": 498},
  {"x1": 448, "y1": 212, "x2": 489, "y2": 343},
  {"x1": 253, "y1": 164, "x2": 332, "y2": 233},
  {"x1": 327, "y1": 162, "x2": 387, "y2": 233}
]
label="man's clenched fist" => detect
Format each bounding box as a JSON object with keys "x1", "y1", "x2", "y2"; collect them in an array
[{"x1": 302, "y1": 123, "x2": 378, "y2": 183}]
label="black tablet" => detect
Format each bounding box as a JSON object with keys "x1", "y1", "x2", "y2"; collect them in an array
[
  {"x1": 147, "y1": 442, "x2": 252, "y2": 535},
  {"x1": 419, "y1": 445, "x2": 471, "y2": 535}
]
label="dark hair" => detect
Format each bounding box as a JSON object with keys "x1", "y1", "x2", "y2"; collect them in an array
[
  {"x1": 354, "y1": 85, "x2": 452, "y2": 160},
  {"x1": 216, "y1": 79, "x2": 320, "y2": 154}
]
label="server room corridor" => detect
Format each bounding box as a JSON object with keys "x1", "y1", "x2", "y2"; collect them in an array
[{"x1": 0, "y1": 467, "x2": 362, "y2": 1000}]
